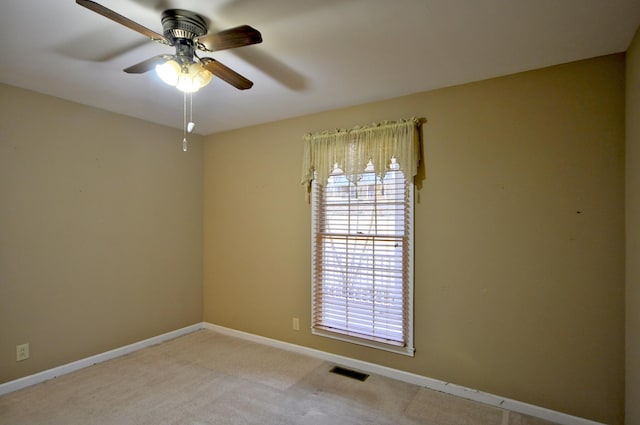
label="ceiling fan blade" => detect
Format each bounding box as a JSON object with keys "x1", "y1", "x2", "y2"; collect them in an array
[
  {"x1": 76, "y1": 0, "x2": 169, "y2": 44},
  {"x1": 196, "y1": 25, "x2": 262, "y2": 52},
  {"x1": 202, "y1": 58, "x2": 254, "y2": 90},
  {"x1": 124, "y1": 56, "x2": 168, "y2": 74}
]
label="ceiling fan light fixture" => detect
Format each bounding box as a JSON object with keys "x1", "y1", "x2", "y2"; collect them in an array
[
  {"x1": 156, "y1": 59, "x2": 181, "y2": 86},
  {"x1": 178, "y1": 62, "x2": 212, "y2": 92},
  {"x1": 156, "y1": 59, "x2": 212, "y2": 93},
  {"x1": 75, "y1": 1, "x2": 263, "y2": 152}
]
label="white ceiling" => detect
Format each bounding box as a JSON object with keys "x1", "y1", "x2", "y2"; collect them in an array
[{"x1": 1, "y1": 0, "x2": 639, "y2": 135}]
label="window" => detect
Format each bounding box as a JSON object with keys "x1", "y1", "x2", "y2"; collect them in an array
[
  {"x1": 301, "y1": 118, "x2": 420, "y2": 356},
  {"x1": 311, "y1": 159, "x2": 414, "y2": 355}
]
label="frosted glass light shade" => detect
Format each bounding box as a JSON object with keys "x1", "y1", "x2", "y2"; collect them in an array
[
  {"x1": 155, "y1": 59, "x2": 212, "y2": 93},
  {"x1": 156, "y1": 60, "x2": 181, "y2": 86}
]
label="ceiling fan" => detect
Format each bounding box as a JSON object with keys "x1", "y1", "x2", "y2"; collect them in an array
[{"x1": 75, "y1": 0, "x2": 262, "y2": 92}]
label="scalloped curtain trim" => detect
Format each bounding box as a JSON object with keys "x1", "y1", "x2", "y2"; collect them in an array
[{"x1": 301, "y1": 118, "x2": 421, "y2": 189}]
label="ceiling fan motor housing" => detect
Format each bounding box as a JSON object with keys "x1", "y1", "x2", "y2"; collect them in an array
[{"x1": 161, "y1": 9, "x2": 207, "y2": 45}]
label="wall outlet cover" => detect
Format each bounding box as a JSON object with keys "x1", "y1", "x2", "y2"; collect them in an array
[{"x1": 16, "y1": 343, "x2": 29, "y2": 361}]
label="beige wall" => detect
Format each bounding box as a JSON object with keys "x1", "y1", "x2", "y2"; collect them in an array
[
  {"x1": 203, "y1": 54, "x2": 626, "y2": 424},
  {"x1": 626, "y1": 26, "x2": 640, "y2": 425},
  {"x1": 0, "y1": 84, "x2": 203, "y2": 383}
]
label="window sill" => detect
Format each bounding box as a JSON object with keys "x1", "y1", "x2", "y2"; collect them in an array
[{"x1": 312, "y1": 327, "x2": 415, "y2": 357}]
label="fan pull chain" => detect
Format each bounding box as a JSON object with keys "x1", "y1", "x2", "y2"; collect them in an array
[
  {"x1": 187, "y1": 93, "x2": 195, "y2": 134},
  {"x1": 182, "y1": 91, "x2": 188, "y2": 152}
]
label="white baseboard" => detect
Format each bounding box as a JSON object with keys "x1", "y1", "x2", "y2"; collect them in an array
[
  {"x1": 202, "y1": 322, "x2": 607, "y2": 425},
  {"x1": 0, "y1": 323, "x2": 201, "y2": 397},
  {"x1": 0, "y1": 322, "x2": 607, "y2": 425}
]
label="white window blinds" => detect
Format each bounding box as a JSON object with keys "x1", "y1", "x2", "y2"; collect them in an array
[{"x1": 302, "y1": 118, "x2": 421, "y2": 355}]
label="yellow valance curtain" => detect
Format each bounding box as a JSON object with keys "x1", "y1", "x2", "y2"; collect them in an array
[{"x1": 301, "y1": 118, "x2": 422, "y2": 189}]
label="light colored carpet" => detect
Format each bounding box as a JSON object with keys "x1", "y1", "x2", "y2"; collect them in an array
[{"x1": 0, "y1": 329, "x2": 559, "y2": 425}]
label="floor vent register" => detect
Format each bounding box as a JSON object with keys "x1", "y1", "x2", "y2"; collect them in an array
[{"x1": 329, "y1": 366, "x2": 370, "y2": 382}]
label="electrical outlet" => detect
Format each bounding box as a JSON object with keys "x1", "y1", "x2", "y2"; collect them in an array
[
  {"x1": 292, "y1": 317, "x2": 300, "y2": 331},
  {"x1": 16, "y1": 343, "x2": 29, "y2": 361}
]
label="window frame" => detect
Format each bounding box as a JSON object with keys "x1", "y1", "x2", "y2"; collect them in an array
[{"x1": 310, "y1": 165, "x2": 415, "y2": 356}]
